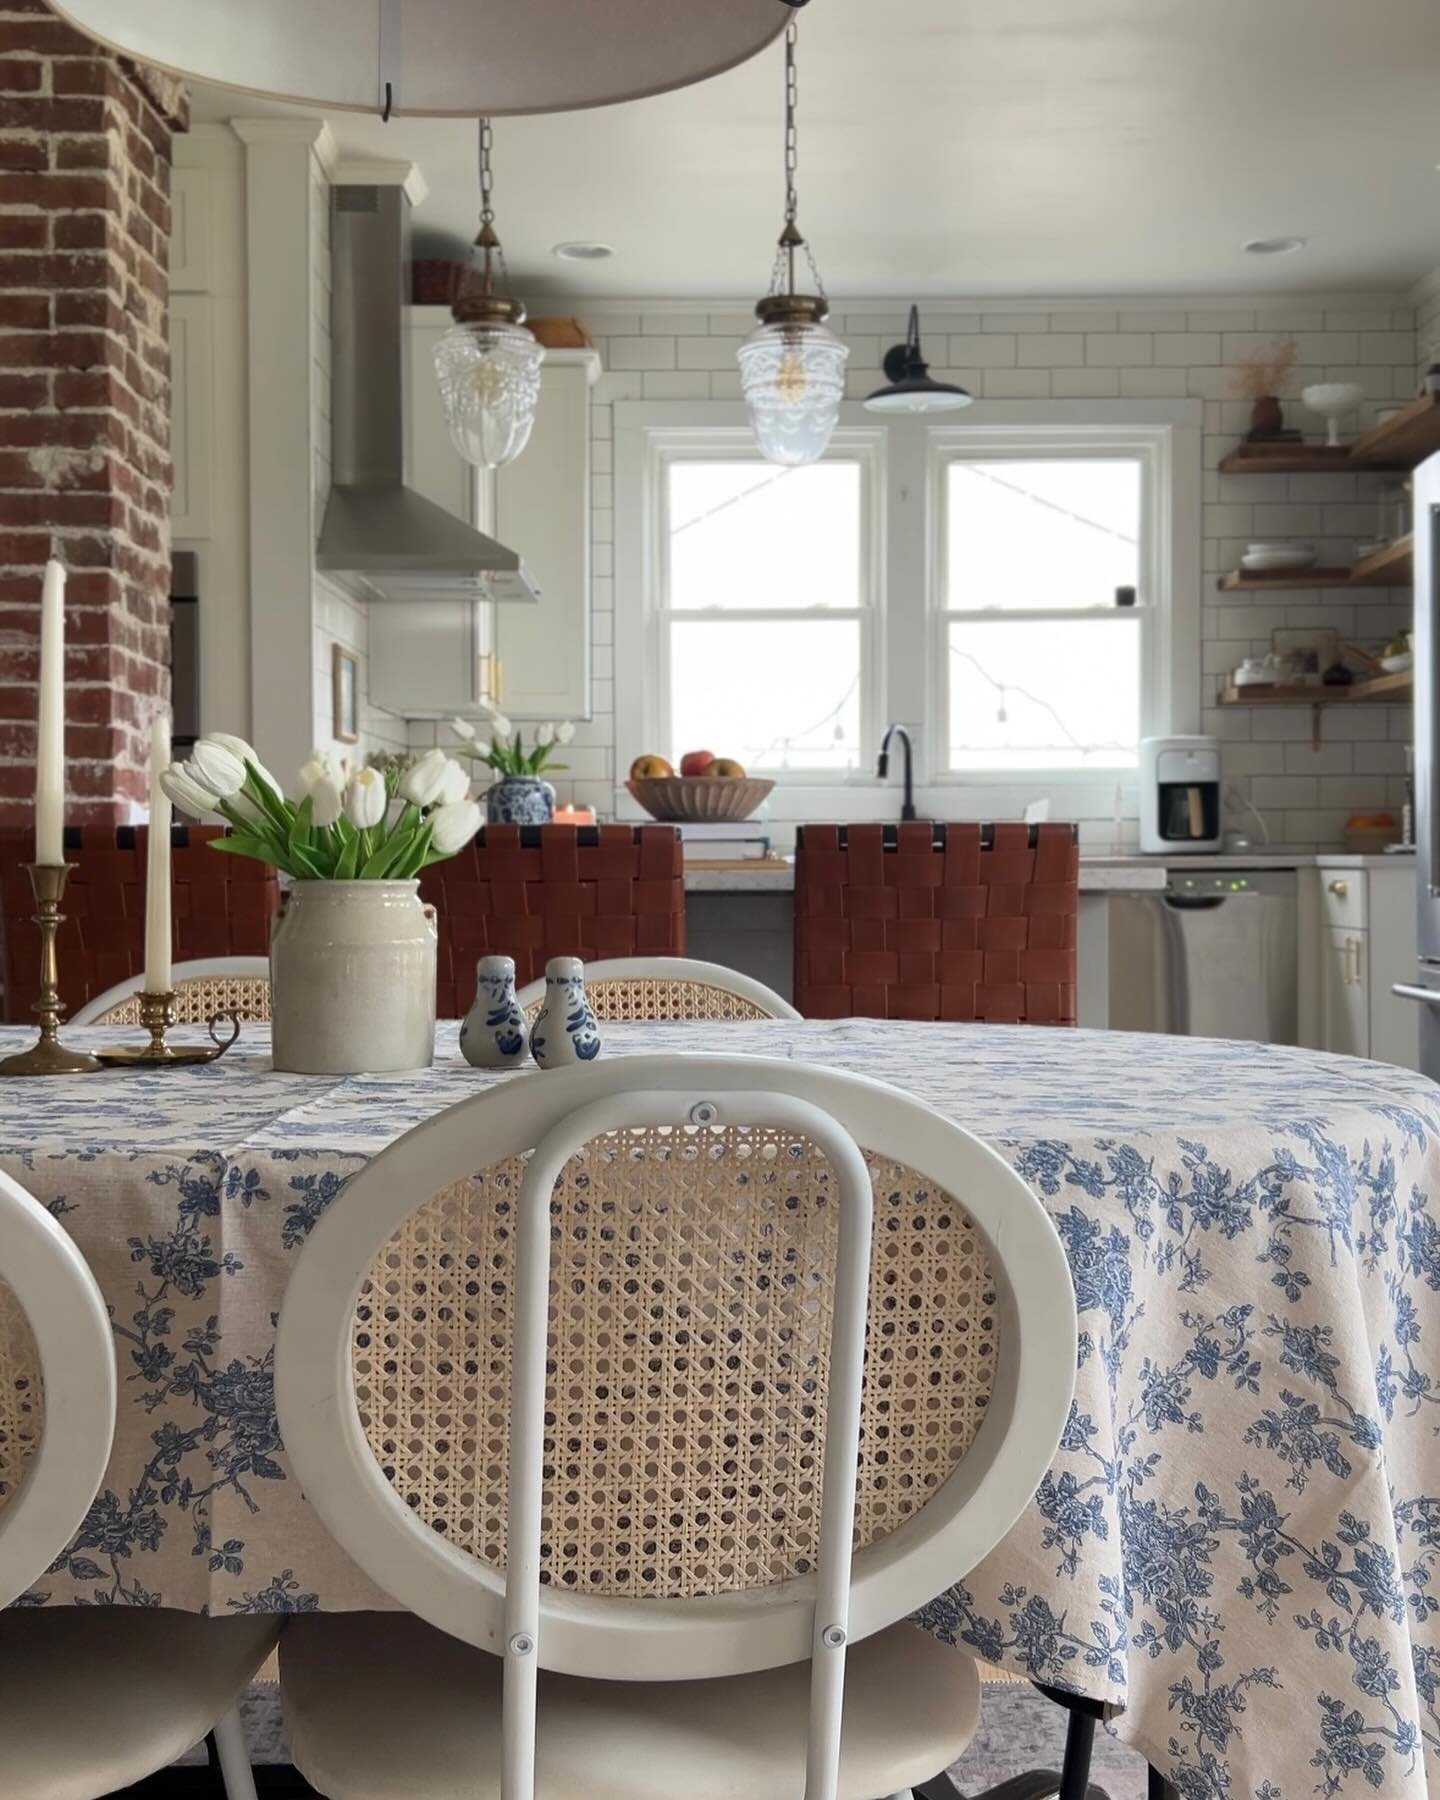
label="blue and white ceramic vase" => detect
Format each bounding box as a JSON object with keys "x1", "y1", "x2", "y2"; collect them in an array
[
  {"x1": 459, "y1": 954, "x2": 529, "y2": 1069},
  {"x1": 530, "y1": 955, "x2": 602, "y2": 1069},
  {"x1": 485, "y1": 775, "x2": 555, "y2": 826}
]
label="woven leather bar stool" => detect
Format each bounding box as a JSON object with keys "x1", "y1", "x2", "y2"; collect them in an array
[
  {"x1": 419, "y1": 823, "x2": 686, "y2": 1017},
  {"x1": 0, "y1": 825, "x2": 280, "y2": 1026},
  {"x1": 793, "y1": 821, "x2": 1079, "y2": 1024}
]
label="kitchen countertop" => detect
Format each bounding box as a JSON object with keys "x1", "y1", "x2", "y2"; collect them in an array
[{"x1": 682, "y1": 850, "x2": 1415, "y2": 893}]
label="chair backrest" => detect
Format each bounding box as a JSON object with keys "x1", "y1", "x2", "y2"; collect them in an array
[
  {"x1": 0, "y1": 825, "x2": 280, "y2": 1024},
  {"x1": 72, "y1": 956, "x2": 273, "y2": 1027},
  {"x1": 516, "y1": 956, "x2": 799, "y2": 1022},
  {"x1": 276, "y1": 1055, "x2": 1076, "y2": 1690},
  {"x1": 418, "y1": 823, "x2": 686, "y2": 1015},
  {"x1": 793, "y1": 821, "x2": 1079, "y2": 1023},
  {"x1": 0, "y1": 1170, "x2": 116, "y2": 1609}
]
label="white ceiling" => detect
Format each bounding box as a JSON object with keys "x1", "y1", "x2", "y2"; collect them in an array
[{"x1": 191, "y1": 0, "x2": 1440, "y2": 301}]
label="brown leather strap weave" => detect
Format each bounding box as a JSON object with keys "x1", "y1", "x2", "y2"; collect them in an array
[
  {"x1": 419, "y1": 825, "x2": 686, "y2": 1016},
  {"x1": 793, "y1": 821, "x2": 1078, "y2": 1024},
  {"x1": 0, "y1": 827, "x2": 280, "y2": 1024}
]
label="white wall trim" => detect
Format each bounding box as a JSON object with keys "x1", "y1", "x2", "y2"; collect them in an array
[{"x1": 332, "y1": 157, "x2": 428, "y2": 206}]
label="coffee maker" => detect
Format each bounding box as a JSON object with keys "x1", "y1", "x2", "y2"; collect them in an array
[{"x1": 1140, "y1": 736, "x2": 1222, "y2": 854}]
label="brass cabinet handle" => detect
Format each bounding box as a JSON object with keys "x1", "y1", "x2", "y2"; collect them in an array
[{"x1": 1328, "y1": 879, "x2": 1349, "y2": 898}]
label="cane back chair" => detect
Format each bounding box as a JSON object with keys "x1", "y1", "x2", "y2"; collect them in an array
[
  {"x1": 275, "y1": 1056, "x2": 1077, "y2": 1800},
  {"x1": 72, "y1": 956, "x2": 272, "y2": 1028},
  {"x1": 0, "y1": 1168, "x2": 278, "y2": 1799},
  {"x1": 516, "y1": 956, "x2": 800, "y2": 1024}
]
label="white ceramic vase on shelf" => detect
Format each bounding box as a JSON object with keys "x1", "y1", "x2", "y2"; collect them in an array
[
  {"x1": 270, "y1": 880, "x2": 438, "y2": 1075},
  {"x1": 529, "y1": 956, "x2": 601, "y2": 1069},
  {"x1": 460, "y1": 954, "x2": 529, "y2": 1069}
]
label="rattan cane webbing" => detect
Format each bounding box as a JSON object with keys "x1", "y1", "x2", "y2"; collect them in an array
[
  {"x1": 351, "y1": 1129, "x2": 998, "y2": 1598},
  {"x1": 524, "y1": 977, "x2": 779, "y2": 1025},
  {"x1": 93, "y1": 974, "x2": 273, "y2": 1027},
  {"x1": 0, "y1": 1276, "x2": 42, "y2": 1517}
]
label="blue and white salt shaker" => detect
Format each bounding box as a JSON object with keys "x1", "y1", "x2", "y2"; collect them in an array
[
  {"x1": 460, "y1": 954, "x2": 529, "y2": 1069},
  {"x1": 530, "y1": 955, "x2": 601, "y2": 1069}
]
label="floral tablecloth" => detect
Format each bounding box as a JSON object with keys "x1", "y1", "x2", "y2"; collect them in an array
[{"x1": 1, "y1": 1018, "x2": 1437, "y2": 1798}]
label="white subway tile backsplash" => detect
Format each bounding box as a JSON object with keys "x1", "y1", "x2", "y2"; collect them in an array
[
  {"x1": 947, "y1": 333, "x2": 1017, "y2": 368},
  {"x1": 1051, "y1": 368, "x2": 1120, "y2": 398},
  {"x1": 1018, "y1": 334, "x2": 1085, "y2": 367},
  {"x1": 1053, "y1": 310, "x2": 1118, "y2": 333},
  {"x1": 1085, "y1": 333, "x2": 1154, "y2": 367},
  {"x1": 1153, "y1": 333, "x2": 1220, "y2": 366},
  {"x1": 983, "y1": 368, "x2": 1052, "y2": 398},
  {"x1": 982, "y1": 312, "x2": 1049, "y2": 334},
  {"x1": 641, "y1": 371, "x2": 710, "y2": 398},
  {"x1": 608, "y1": 336, "x2": 678, "y2": 371}
]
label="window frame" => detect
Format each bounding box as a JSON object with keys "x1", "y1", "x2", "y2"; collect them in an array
[
  {"x1": 928, "y1": 425, "x2": 1178, "y2": 783},
  {"x1": 618, "y1": 420, "x2": 887, "y2": 782},
  {"x1": 614, "y1": 400, "x2": 1200, "y2": 817}
]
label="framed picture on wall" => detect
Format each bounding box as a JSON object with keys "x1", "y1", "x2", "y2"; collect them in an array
[{"x1": 332, "y1": 644, "x2": 359, "y2": 744}]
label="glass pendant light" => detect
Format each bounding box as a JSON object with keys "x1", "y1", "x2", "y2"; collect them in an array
[
  {"x1": 737, "y1": 17, "x2": 848, "y2": 467},
  {"x1": 864, "y1": 305, "x2": 973, "y2": 413},
  {"x1": 434, "y1": 118, "x2": 544, "y2": 470}
]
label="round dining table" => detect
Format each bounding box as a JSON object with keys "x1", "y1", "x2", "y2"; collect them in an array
[{"x1": 0, "y1": 1016, "x2": 1436, "y2": 1798}]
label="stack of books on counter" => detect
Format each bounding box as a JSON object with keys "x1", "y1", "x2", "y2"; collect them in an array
[{"x1": 680, "y1": 822, "x2": 785, "y2": 866}]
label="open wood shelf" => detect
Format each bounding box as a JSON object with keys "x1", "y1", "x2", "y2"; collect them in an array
[
  {"x1": 1217, "y1": 533, "x2": 1413, "y2": 591},
  {"x1": 1218, "y1": 393, "x2": 1440, "y2": 475},
  {"x1": 1217, "y1": 667, "x2": 1412, "y2": 748},
  {"x1": 1218, "y1": 669, "x2": 1412, "y2": 706}
]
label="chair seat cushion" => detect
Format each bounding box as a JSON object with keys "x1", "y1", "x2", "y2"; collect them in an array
[
  {"x1": 0, "y1": 1607, "x2": 282, "y2": 1800},
  {"x1": 282, "y1": 1611, "x2": 980, "y2": 1800}
]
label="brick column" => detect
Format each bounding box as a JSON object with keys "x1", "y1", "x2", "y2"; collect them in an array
[{"x1": 0, "y1": 1, "x2": 186, "y2": 831}]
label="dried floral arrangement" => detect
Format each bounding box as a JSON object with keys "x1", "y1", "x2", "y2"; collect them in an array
[{"x1": 1229, "y1": 338, "x2": 1298, "y2": 400}]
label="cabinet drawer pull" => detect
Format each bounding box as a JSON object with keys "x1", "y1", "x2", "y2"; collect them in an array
[{"x1": 1328, "y1": 879, "x2": 1349, "y2": 898}]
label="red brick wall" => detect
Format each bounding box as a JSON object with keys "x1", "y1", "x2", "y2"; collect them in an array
[{"x1": 0, "y1": 1, "x2": 185, "y2": 832}]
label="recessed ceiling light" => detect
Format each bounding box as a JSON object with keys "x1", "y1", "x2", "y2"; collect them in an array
[
  {"x1": 1243, "y1": 235, "x2": 1307, "y2": 256},
  {"x1": 553, "y1": 241, "x2": 615, "y2": 263}
]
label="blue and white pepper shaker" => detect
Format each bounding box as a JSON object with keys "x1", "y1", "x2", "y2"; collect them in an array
[
  {"x1": 529, "y1": 955, "x2": 601, "y2": 1068},
  {"x1": 460, "y1": 954, "x2": 529, "y2": 1069}
]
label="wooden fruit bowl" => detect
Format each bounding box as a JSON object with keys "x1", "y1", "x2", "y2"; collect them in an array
[{"x1": 626, "y1": 776, "x2": 774, "y2": 823}]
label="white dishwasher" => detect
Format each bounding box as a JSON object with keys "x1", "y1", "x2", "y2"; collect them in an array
[{"x1": 1107, "y1": 868, "x2": 1299, "y2": 1043}]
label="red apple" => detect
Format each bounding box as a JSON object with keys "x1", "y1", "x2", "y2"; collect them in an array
[{"x1": 679, "y1": 749, "x2": 716, "y2": 777}]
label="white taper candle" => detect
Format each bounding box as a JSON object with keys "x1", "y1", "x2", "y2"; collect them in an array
[
  {"x1": 34, "y1": 558, "x2": 65, "y2": 864},
  {"x1": 144, "y1": 714, "x2": 173, "y2": 994}
]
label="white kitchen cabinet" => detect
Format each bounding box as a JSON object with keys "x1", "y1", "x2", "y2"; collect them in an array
[
  {"x1": 383, "y1": 313, "x2": 598, "y2": 720},
  {"x1": 1310, "y1": 863, "x2": 1419, "y2": 1068},
  {"x1": 494, "y1": 349, "x2": 599, "y2": 720},
  {"x1": 1321, "y1": 925, "x2": 1369, "y2": 1057}
]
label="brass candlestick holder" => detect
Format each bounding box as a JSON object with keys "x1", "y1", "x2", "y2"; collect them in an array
[
  {"x1": 94, "y1": 990, "x2": 241, "y2": 1068},
  {"x1": 0, "y1": 863, "x2": 102, "y2": 1077}
]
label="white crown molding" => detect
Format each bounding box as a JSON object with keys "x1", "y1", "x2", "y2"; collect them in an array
[
  {"x1": 331, "y1": 158, "x2": 428, "y2": 208},
  {"x1": 231, "y1": 118, "x2": 338, "y2": 173},
  {"x1": 541, "y1": 289, "x2": 1419, "y2": 318}
]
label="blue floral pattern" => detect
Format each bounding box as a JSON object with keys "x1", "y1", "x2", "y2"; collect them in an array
[{"x1": 1, "y1": 1018, "x2": 1437, "y2": 1796}]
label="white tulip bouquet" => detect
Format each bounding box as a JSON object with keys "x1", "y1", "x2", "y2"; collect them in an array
[
  {"x1": 161, "y1": 734, "x2": 481, "y2": 881},
  {"x1": 450, "y1": 713, "x2": 575, "y2": 777}
]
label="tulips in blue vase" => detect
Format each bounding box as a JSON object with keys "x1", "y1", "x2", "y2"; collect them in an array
[{"x1": 451, "y1": 712, "x2": 575, "y2": 825}]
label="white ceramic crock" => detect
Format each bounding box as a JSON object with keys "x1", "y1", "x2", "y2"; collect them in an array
[{"x1": 270, "y1": 880, "x2": 438, "y2": 1075}]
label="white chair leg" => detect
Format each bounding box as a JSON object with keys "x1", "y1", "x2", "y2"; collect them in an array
[{"x1": 212, "y1": 1704, "x2": 259, "y2": 1800}]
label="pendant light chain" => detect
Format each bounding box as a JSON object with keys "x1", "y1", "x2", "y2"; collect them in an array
[
  {"x1": 475, "y1": 116, "x2": 510, "y2": 293},
  {"x1": 768, "y1": 18, "x2": 827, "y2": 301}
]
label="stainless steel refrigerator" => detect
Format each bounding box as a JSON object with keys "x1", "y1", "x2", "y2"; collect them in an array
[{"x1": 1403, "y1": 451, "x2": 1440, "y2": 1075}]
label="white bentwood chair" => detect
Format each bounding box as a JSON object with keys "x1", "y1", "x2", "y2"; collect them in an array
[
  {"x1": 72, "y1": 956, "x2": 272, "y2": 1027},
  {"x1": 275, "y1": 1055, "x2": 1077, "y2": 1800},
  {"x1": 0, "y1": 1168, "x2": 280, "y2": 1799},
  {"x1": 516, "y1": 955, "x2": 801, "y2": 1022}
]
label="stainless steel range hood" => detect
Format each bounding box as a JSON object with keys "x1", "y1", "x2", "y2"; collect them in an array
[{"x1": 316, "y1": 184, "x2": 538, "y2": 606}]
